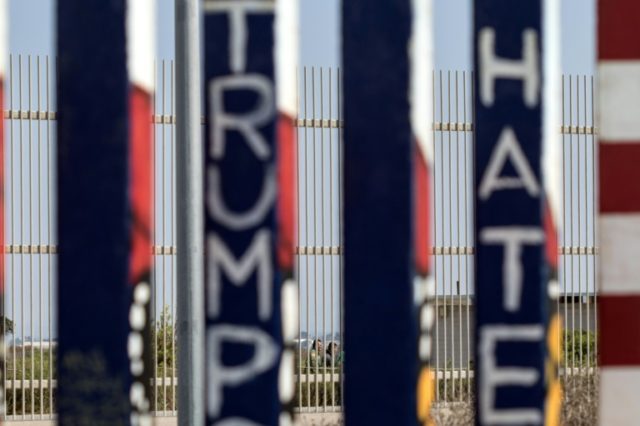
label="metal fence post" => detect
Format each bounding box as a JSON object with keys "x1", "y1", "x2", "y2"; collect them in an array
[
  {"x1": 175, "y1": 0, "x2": 205, "y2": 424},
  {"x1": 342, "y1": 0, "x2": 418, "y2": 424}
]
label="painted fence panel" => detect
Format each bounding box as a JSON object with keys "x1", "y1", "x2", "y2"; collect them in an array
[
  {"x1": 342, "y1": 1, "x2": 418, "y2": 424},
  {"x1": 203, "y1": 0, "x2": 290, "y2": 424},
  {"x1": 56, "y1": 0, "x2": 130, "y2": 422},
  {"x1": 597, "y1": 0, "x2": 640, "y2": 423},
  {"x1": 473, "y1": 0, "x2": 559, "y2": 424}
]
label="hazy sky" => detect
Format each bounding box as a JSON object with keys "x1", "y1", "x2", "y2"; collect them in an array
[{"x1": 10, "y1": 0, "x2": 595, "y2": 73}]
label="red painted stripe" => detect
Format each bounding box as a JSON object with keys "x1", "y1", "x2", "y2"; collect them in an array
[
  {"x1": 277, "y1": 113, "x2": 296, "y2": 273},
  {"x1": 599, "y1": 0, "x2": 640, "y2": 59},
  {"x1": 599, "y1": 142, "x2": 640, "y2": 213},
  {"x1": 0, "y1": 84, "x2": 4, "y2": 294},
  {"x1": 129, "y1": 86, "x2": 153, "y2": 284},
  {"x1": 543, "y1": 200, "x2": 558, "y2": 276},
  {"x1": 414, "y1": 142, "x2": 431, "y2": 276},
  {"x1": 600, "y1": 295, "x2": 640, "y2": 366}
]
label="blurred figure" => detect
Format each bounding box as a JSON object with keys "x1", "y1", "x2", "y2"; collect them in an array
[
  {"x1": 312, "y1": 338, "x2": 323, "y2": 353},
  {"x1": 326, "y1": 342, "x2": 342, "y2": 366},
  {"x1": 310, "y1": 339, "x2": 324, "y2": 368}
]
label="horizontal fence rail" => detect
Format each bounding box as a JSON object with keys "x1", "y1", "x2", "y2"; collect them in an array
[{"x1": 0, "y1": 57, "x2": 599, "y2": 419}]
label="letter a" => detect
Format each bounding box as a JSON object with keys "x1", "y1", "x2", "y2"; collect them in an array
[{"x1": 479, "y1": 126, "x2": 540, "y2": 200}]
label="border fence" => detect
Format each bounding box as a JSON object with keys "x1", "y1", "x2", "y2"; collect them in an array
[{"x1": 0, "y1": 56, "x2": 598, "y2": 419}]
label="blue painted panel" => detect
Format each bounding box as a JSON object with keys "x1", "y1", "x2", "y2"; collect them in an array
[
  {"x1": 203, "y1": 3, "x2": 282, "y2": 425},
  {"x1": 57, "y1": 0, "x2": 131, "y2": 422},
  {"x1": 473, "y1": 1, "x2": 549, "y2": 424},
  {"x1": 342, "y1": 1, "x2": 418, "y2": 424}
]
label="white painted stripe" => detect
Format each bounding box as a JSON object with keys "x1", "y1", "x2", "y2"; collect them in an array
[
  {"x1": 600, "y1": 214, "x2": 640, "y2": 294},
  {"x1": 280, "y1": 279, "x2": 298, "y2": 342},
  {"x1": 598, "y1": 61, "x2": 640, "y2": 141},
  {"x1": 543, "y1": 0, "x2": 561, "y2": 227},
  {"x1": 599, "y1": 368, "x2": 640, "y2": 425},
  {"x1": 127, "y1": 0, "x2": 155, "y2": 92},
  {"x1": 275, "y1": 0, "x2": 298, "y2": 117},
  {"x1": 0, "y1": 0, "x2": 6, "y2": 78},
  {"x1": 410, "y1": 0, "x2": 434, "y2": 165}
]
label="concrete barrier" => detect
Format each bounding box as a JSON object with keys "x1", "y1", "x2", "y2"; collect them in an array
[{"x1": 4, "y1": 414, "x2": 344, "y2": 426}]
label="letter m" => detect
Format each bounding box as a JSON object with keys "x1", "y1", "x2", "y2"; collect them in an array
[{"x1": 207, "y1": 230, "x2": 273, "y2": 321}]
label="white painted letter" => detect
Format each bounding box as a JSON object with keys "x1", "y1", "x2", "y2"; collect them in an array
[
  {"x1": 207, "y1": 165, "x2": 275, "y2": 230},
  {"x1": 207, "y1": 325, "x2": 278, "y2": 419},
  {"x1": 208, "y1": 230, "x2": 273, "y2": 320},
  {"x1": 479, "y1": 28, "x2": 539, "y2": 107},
  {"x1": 479, "y1": 127, "x2": 540, "y2": 200},
  {"x1": 479, "y1": 325, "x2": 544, "y2": 425},
  {"x1": 227, "y1": 5, "x2": 250, "y2": 73},
  {"x1": 210, "y1": 74, "x2": 275, "y2": 160},
  {"x1": 480, "y1": 227, "x2": 544, "y2": 312},
  {"x1": 202, "y1": 1, "x2": 275, "y2": 74}
]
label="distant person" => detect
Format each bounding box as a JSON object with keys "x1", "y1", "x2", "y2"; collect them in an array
[
  {"x1": 311, "y1": 339, "x2": 324, "y2": 367},
  {"x1": 312, "y1": 339, "x2": 323, "y2": 353},
  {"x1": 326, "y1": 342, "x2": 339, "y2": 366},
  {"x1": 326, "y1": 342, "x2": 344, "y2": 367}
]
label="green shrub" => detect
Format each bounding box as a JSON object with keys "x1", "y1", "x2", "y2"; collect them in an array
[{"x1": 562, "y1": 330, "x2": 596, "y2": 368}]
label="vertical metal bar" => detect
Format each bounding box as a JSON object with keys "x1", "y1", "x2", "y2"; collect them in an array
[
  {"x1": 46, "y1": 55, "x2": 52, "y2": 417},
  {"x1": 37, "y1": 55, "x2": 44, "y2": 417},
  {"x1": 1, "y1": 52, "x2": 8, "y2": 419},
  {"x1": 161, "y1": 59, "x2": 167, "y2": 415},
  {"x1": 556, "y1": 73, "x2": 561, "y2": 377},
  {"x1": 443, "y1": 70, "x2": 449, "y2": 401},
  {"x1": 8, "y1": 53, "x2": 15, "y2": 417},
  {"x1": 463, "y1": 71, "x2": 471, "y2": 401},
  {"x1": 569, "y1": 75, "x2": 575, "y2": 376},
  {"x1": 433, "y1": 69, "x2": 439, "y2": 402},
  {"x1": 170, "y1": 60, "x2": 176, "y2": 413},
  {"x1": 19, "y1": 54, "x2": 25, "y2": 418},
  {"x1": 303, "y1": 66, "x2": 310, "y2": 410},
  {"x1": 328, "y1": 68, "x2": 335, "y2": 410},
  {"x1": 438, "y1": 69, "x2": 446, "y2": 401},
  {"x1": 28, "y1": 55, "x2": 34, "y2": 419},
  {"x1": 295, "y1": 66, "x2": 302, "y2": 411},
  {"x1": 455, "y1": 71, "x2": 463, "y2": 401},
  {"x1": 337, "y1": 67, "x2": 344, "y2": 410},
  {"x1": 469, "y1": 69, "x2": 477, "y2": 403},
  {"x1": 590, "y1": 75, "x2": 598, "y2": 380},
  {"x1": 0, "y1": 53, "x2": 4, "y2": 418},
  {"x1": 342, "y1": 2, "x2": 416, "y2": 418},
  {"x1": 561, "y1": 75, "x2": 568, "y2": 376},
  {"x1": 312, "y1": 67, "x2": 318, "y2": 411},
  {"x1": 152, "y1": 60, "x2": 159, "y2": 414},
  {"x1": 576, "y1": 76, "x2": 583, "y2": 376},
  {"x1": 56, "y1": 1, "x2": 139, "y2": 416},
  {"x1": 175, "y1": 0, "x2": 205, "y2": 421},
  {"x1": 474, "y1": 1, "x2": 550, "y2": 417},
  {"x1": 447, "y1": 70, "x2": 454, "y2": 401},
  {"x1": 580, "y1": 75, "x2": 591, "y2": 380},
  {"x1": 319, "y1": 68, "x2": 326, "y2": 412}
]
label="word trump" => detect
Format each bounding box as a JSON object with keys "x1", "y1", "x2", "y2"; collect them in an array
[{"x1": 204, "y1": 0, "x2": 281, "y2": 425}]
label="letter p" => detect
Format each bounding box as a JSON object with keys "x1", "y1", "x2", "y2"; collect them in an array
[{"x1": 207, "y1": 325, "x2": 279, "y2": 418}]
